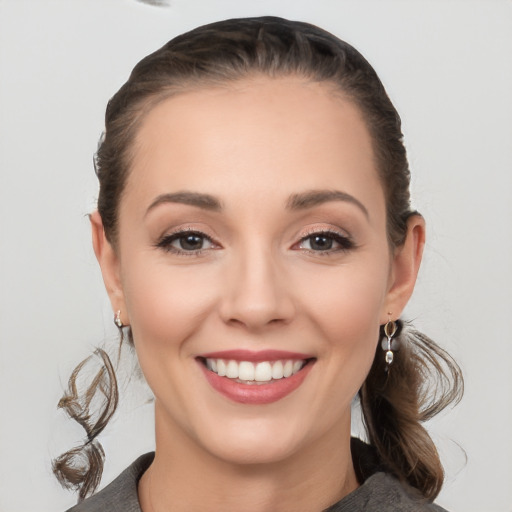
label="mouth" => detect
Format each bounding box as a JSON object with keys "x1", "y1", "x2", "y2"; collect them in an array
[
  {"x1": 199, "y1": 357, "x2": 312, "y2": 384},
  {"x1": 196, "y1": 350, "x2": 316, "y2": 404}
]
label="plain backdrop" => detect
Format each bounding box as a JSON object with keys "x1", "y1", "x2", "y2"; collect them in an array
[{"x1": 0, "y1": 0, "x2": 511, "y2": 511}]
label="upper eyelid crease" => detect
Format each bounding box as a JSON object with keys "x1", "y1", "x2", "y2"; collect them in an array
[
  {"x1": 299, "y1": 227, "x2": 348, "y2": 237},
  {"x1": 298, "y1": 231, "x2": 354, "y2": 247},
  {"x1": 157, "y1": 229, "x2": 215, "y2": 244},
  {"x1": 156, "y1": 228, "x2": 352, "y2": 245},
  {"x1": 155, "y1": 230, "x2": 217, "y2": 254}
]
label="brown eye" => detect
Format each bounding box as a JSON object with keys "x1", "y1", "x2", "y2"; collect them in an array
[
  {"x1": 308, "y1": 235, "x2": 333, "y2": 251},
  {"x1": 298, "y1": 231, "x2": 354, "y2": 253},
  {"x1": 156, "y1": 231, "x2": 216, "y2": 254},
  {"x1": 177, "y1": 234, "x2": 206, "y2": 251}
]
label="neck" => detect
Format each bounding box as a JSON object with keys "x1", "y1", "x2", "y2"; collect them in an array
[{"x1": 138, "y1": 404, "x2": 358, "y2": 512}]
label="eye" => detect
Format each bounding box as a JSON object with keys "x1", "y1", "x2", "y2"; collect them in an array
[
  {"x1": 156, "y1": 230, "x2": 217, "y2": 254},
  {"x1": 297, "y1": 231, "x2": 354, "y2": 253}
]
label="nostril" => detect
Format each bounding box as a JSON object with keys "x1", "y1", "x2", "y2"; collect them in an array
[{"x1": 218, "y1": 274, "x2": 296, "y2": 330}]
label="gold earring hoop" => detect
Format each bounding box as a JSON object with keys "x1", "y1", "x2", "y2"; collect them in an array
[
  {"x1": 383, "y1": 316, "x2": 398, "y2": 366},
  {"x1": 114, "y1": 310, "x2": 124, "y2": 328}
]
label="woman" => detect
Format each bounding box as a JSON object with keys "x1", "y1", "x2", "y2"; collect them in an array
[{"x1": 54, "y1": 16, "x2": 462, "y2": 511}]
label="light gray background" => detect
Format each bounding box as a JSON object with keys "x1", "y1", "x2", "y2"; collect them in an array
[{"x1": 0, "y1": 0, "x2": 511, "y2": 510}]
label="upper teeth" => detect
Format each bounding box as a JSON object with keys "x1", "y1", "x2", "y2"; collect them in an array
[{"x1": 205, "y1": 359, "x2": 305, "y2": 382}]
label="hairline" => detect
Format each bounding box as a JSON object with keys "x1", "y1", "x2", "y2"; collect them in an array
[{"x1": 108, "y1": 72, "x2": 391, "y2": 249}]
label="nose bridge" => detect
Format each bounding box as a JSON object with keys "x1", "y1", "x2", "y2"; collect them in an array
[{"x1": 220, "y1": 239, "x2": 294, "y2": 329}]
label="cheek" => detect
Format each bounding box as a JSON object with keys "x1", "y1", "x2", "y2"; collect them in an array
[
  {"x1": 119, "y1": 257, "x2": 222, "y2": 422},
  {"x1": 299, "y1": 258, "x2": 390, "y2": 388},
  {"x1": 120, "y1": 255, "x2": 219, "y2": 355},
  {"x1": 305, "y1": 262, "x2": 388, "y2": 340}
]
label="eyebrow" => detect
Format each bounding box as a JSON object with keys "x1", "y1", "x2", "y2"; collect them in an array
[
  {"x1": 145, "y1": 191, "x2": 222, "y2": 215},
  {"x1": 145, "y1": 189, "x2": 368, "y2": 218},
  {"x1": 286, "y1": 189, "x2": 369, "y2": 218}
]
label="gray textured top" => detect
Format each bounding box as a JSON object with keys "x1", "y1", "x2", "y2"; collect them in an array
[{"x1": 66, "y1": 440, "x2": 448, "y2": 511}]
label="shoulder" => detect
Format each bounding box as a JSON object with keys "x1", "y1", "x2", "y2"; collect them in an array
[
  {"x1": 63, "y1": 445, "x2": 449, "y2": 512},
  {"x1": 65, "y1": 452, "x2": 154, "y2": 512},
  {"x1": 325, "y1": 472, "x2": 448, "y2": 512},
  {"x1": 323, "y1": 438, "x2": 450, "y2": 512}
]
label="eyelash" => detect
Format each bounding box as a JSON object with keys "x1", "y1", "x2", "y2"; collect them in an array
[
  {"x1": 155, "y1": 229, "x2": 355, "y2": 256},
  {"x1": 295, "y1": 229, "x2": 355, "y2": 255},
  {"x1": 155, "y1": 229, "x2": 218, "y2": 256}
]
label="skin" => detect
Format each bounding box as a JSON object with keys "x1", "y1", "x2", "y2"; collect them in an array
[{"x1": 91, "y1": 77, "x2": 425, "y2": 512}]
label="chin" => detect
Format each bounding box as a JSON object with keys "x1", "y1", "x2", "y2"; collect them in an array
[
  {"x1": 206, "y1": 434, "x2": 302, "y2": 467},
  {"x1": 190, "y1": 413, "x2": 317, "y2": 467}
]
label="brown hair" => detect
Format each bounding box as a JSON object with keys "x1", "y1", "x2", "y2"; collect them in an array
[{"x1": 54, "y1": 16, "x2": 463, "y2": 502}]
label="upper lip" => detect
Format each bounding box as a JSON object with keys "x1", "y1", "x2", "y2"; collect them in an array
[{"x1": 197, "y1": 349, "x2": 315, "y2": 362}]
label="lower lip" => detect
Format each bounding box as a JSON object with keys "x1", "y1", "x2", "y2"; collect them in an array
[{"x1": 199, "y1": 360, "x2": 314, "y2": 405}]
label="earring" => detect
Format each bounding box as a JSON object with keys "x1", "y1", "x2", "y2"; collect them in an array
[
  {"x1": 114, "y1": 310, "x2": 124, "y2": 328},
  {"x1": 383, "y1": 316, "x2": 398, "y2": 366}
]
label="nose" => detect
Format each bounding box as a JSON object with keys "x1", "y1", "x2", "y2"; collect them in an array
[{"x1": 219, "y1": 246, "x2": 296, "y2": 331}]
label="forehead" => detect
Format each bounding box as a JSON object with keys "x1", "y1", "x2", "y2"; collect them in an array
[{"x1": 125, "y1": 76, "x2": 383, "y2": 216}]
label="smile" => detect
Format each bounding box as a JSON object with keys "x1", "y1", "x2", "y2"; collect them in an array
[
  {"x1": 197, "y1": 350, "x2": 316, "y2": 404},
  {"x1": 204, "y1": 358, "x2": 306, "y2": 384}
]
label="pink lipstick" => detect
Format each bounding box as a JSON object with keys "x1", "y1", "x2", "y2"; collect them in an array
[{"x1": 197, "y1": 350, "x2": 315, "y2": 405}]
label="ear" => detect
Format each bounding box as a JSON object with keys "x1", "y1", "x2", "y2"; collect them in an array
[
  {"x1": 382, "y1": 214, "x2": 426, "y2": 322},
  {"x1": 90, "y1": 211, "x2": 127, "y2": 323}
]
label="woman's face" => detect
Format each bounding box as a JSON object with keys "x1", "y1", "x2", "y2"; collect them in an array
[{"x1": 95, "y1": 76, "x2": 422, "y2": 466}]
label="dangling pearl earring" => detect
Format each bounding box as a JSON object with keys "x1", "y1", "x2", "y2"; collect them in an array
[
  {"x1": 383, "y1": 315, "x2": 397, "y2": 366},
  {"x1": 114, "y1": 310, "x2": 124, "y2": 328}
]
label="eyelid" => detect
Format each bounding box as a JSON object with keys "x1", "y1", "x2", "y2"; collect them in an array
[
  {"x1": 293, "y1": 227, "x2": 356, "y2": 253},
  {"x1": 297, "y1": 225, "x2": 352, "y2": 242},
  {"x1": 155, "y1": 226, "x2": 221, "y2": 255},
  {"x1": 298, "y1": 226, "x2": 349, "y2": 239}
]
